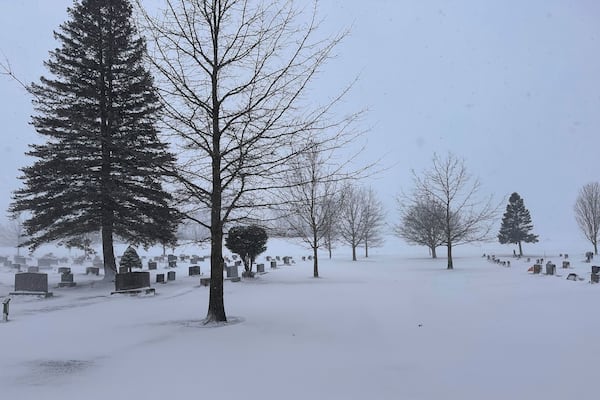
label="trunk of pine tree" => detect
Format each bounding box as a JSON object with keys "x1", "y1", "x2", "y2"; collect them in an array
[
  {"x1": 431, "y1": 246, "x2": 437, "y2": 259},
  {"x1": 206, "y1": 59, "x2": 226, "y2": 323},
  {"x1": 352, "y1": 244, "x2": 357, "y2": 261},
  {"x1": 101, "y1": 225, "x2": 116, "y2": 281},
  {"x1": 518, "y1": 241, "x2": 523, "y2": 257}
]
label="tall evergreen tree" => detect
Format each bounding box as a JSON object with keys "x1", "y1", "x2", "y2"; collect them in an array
[
  {"x1": 10, "y1": 0, "x2": 179, "y2": 280},
  {"x1": 498, "y1": 192, "x2": 538, "y2": 256}
]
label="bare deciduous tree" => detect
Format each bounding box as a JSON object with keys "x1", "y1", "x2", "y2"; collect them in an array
[
  {"x1": 361, "y1": 187, "x2": 385, "y2": 257},
  {"x1": 574, "y1": 182, "x2": 600, "y2": 255},
  {"x1": 279, "y1": 142, "x2": 348, "y2": 277},
  {"x1": 395, "y1": 194, "x2": 446, "y2": 258},
  {"x1": 0, "y1": 214, "x2": 26, "y2": 255},
  {"x1": 136, "y1": 0, "x2": 354, "y2": 321},
  {"x1": 338, "y1": 184, "x2": 366, "y2": 261},
  {"x1": 412, "y1": 153, "x2": 497, "y2": 269}
]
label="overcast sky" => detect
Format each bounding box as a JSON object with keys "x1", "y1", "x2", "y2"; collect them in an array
[{"x1": 1, "y1": 0, "x2": 599, "y2": 248}]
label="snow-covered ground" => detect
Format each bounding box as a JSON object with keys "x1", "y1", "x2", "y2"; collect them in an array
[{"x1": 0, "y1": 237, "x2": 599, "y2": 400}]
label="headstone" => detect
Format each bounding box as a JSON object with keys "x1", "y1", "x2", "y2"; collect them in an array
[
  {"x1": 266, "y1": 256, "x2": 271, "y2": 261},
  {"x1": 533, "y1": 264, "x2": 542, "y2": 274},
  {"x1": 37, "y1": 258, "x2": 53, "y2": 268},
  {"x1": 14, "y1": 255, "x2": 27, "y2": 265},
  {"x1": 546, "y1": 263, "x2": 556, "y2": 276},
  {"x1": 167, "y1": 254, "x2": 177, "y2": 262},
  {"x1": 199, "y1": 257, "x2": 205, "y2": 262},
  {"x1": 562, "y1": 261, "x2": 570, "y2": 269},
  {"x1": 234, "y1": 260, "x2": 242, "y2": 267},
  {"x1": 283, "y1": 257, "x2": 291, "y2": 265},
  {"x1": 230, "y1": 277, "x2": 241, "y2": 282},
  {"x1": 168, "y1": 260, "x2": 177, "y2": 268},
  {"x1": 586, "y1": 252, "x2": 594, "y2": 263},
  {"x1": 27, "y1": 266, "x2": 39, "y2": 273},
  {"x1": 592, "y1": 265, "x2": 600, "y2": 275},
  {"x1": 190, "y1": 257, "x2": 199, "y2": 264},
  {"x1": 148, "y1": 261, "x2": 157, "y2": 270},
  {"x1": 256, "y1": 263, "x2": 265, "y2": 273},
  {"x1": 302, "y1": 256, "x2": 306, "y2": 261},
  {"x1": 270, "y1": 260, "x2": 277, "y2": 269},
  {"x1": 242, "y1": 270, "x2": 255, "y2": 278},
  {"x1": 58, "y1": 267, "x2": 71, "y2": 274},
  {"x1": 119, "y1": 266, "x2": 129, "y2": 274},
  {"x1": 592, "y1": 274, "x2": 600, "y2": 284},
  {"x1": 86, "y1": 266, "x2": 100, "y2": 276},
  {"x1": 200, "y1": 277, "x2": 210, "y2": 286},
  {"x1": 167, "y1": 271, "x2": 176, "y2": 281},
  {"x1": 527, "y1": 258, "x2": 531, "y2": 263},
  {"x1": 115, "y1": 272, "x2": 151, "y2": 291},
  {"x1": 156, "y1": 273, "x2": 165, "y2": 283},
  {"x1": 92, "y1": 256, "x2": 103, "y2": 268},
  {"x1": 226, "y1": 265, "x2": 238, "y2": 278},
  {"x1": 308, "y1": 255, "x2": 313, "y2": 260},
  {"x1": 276, "y1": 256, "x2": 281, "y2": 261},
  {"x1": 506, "y1": 261, "x2": 511, "y2": 267},
  {"x1": 12, "y1": 272, "x2": 52, "y2": 296},
  {"x1": 189, "y1": 265, "x2": 201, "y2": 276},
  {"x1": 0, "y1": 256, "x2": 7, "y2": 263},
  {"x1": 566, "y1": 273, "x2": 578, "y2": 281},
  {"x1": 564, "y1": 254, "x2": 569, "y2": 259},
  {"x1": 58, "y1": 272, "x2": 76, "y2": 287}
]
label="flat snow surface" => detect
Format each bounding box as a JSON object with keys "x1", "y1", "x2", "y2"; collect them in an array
[{"x1": 0, "y1": 238, "x2": 598, "y2": 400}]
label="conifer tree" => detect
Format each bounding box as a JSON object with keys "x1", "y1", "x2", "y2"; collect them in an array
[
  {"x1": 498, "y1": 192, "x2": 538, "y2": 256},
  {"x1": 10, "y1": 0, "x2": 179, "y2": 280}
]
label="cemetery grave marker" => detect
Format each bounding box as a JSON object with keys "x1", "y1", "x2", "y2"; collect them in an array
[{"x1": 11, "y1": 272, "x2": 53, "y2": 297}]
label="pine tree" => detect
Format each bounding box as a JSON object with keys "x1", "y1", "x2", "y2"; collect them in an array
[
  {"x1": 498, "y1": 192, "x2": 538, "y2": 256},
  {"x1": 120, "y1": 246, "x2": 142, "y2": 272},
  {"x1": 10, "y1": 0, "x2": 179, "y2": 280}
]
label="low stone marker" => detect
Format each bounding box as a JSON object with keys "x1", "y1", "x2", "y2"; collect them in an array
[
  {"x1": 546, "y1": 263, "x2": 556, "y2": 276},
  {"x1": 14, "y1": 255, "x2": 27, "y2": 265},
  {"x1": 57, "y1": 267, "x2": 71, "y2": 274},
  {"x1": 167, "y1": 254, "x2": 177, "y2": 262},
  {"x1": 113, "y1": 271, "x2": 154, "y2": 295},
  {"x1": 226, "y1": 265, "x2": 238, "y2": 278},
  {"x1": 11, "y1": 272, "x2": 53, "y2": 297},
  {"x1": 592, "y1": 273, "x2": 600, "y2": 284},
  {"x1": 58, "y1": 272, "x2": 76, "y2": 288},
  {"x1": 148, "y1": 261, "x2": 157, "y2": 270},
  {"x1": 566, "y1": 273, "x2": 579, "y2": 281},
  {"x1": 266, "y1": 256, "x2": 271, "y2": 261},
  {"x1": 283, "y1": 257, "x2": 291, "y2": 265},
  {"x1": 167, "y1": 271, "x2": 176, "y2": 281},
  {"x1": 592, "y1": 266, "x2": 600, "y2": 274},
  {"x1": 533, "y1": 264, "x2": 542, "y2": 274},
  {"x1": 168, "y1": 260, "x2": 177, "y2": 268},
  {"x1": 276, "y1": 256, "x2": 281, "y2": 261},
  {"x1": 586, "y1": 252, "x2": 594, "y2": 263},
  {"x1": 156, "y1": 273, "x2": 165, "y2": 283},
  {"x1": 270, "y1": 261, "x2": 277, "y2": 269},
  {"x1": 302, "y1": 256, "x2": 306, "y2": 261},
  {"x1": 189, "y1": 265, "x2": 201, "y2": 276},
  {"x1": 200, "y1": 277, "x2": 210, "y2": 286},
  {"x1": 564, "y1": 254, "x2": 569, "y2": 259},
  {"x1": 86, "y1": 266, "x2": 100, "y2": 276},
  {"x1": 28, "y1": 266, "x2": 40, "y2": 273},
  {"x1": 230, "y1": 277, "x2": 241, "y2": 282},
  {"x1": 256, "y1": 263, "x2": 265, "y2": 273},
  {"x1": 562, "y1": 261, "x2": 570, "y2": 269}
]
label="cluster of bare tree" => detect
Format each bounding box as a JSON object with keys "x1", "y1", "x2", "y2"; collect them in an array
[
  {"x1": 395, "y1": 153, "x2": 498, "y2": 269},
  {"x1": 574, "y1": 182, "x2": 600, "y2": 255}
]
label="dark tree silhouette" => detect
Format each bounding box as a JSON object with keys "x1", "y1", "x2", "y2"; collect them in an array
[
  {"x1": 574, "y1": 182, "x2": 600, "y2": 255},
  {"x1": 120, "y1": 246, "x2": 142, "y2": 272},
  {"x1": 10, "y1": 0, "x2": 179, "y2": 280},
  {"x1": 225, "y1": 225, "x2": 268, "y2": 274},
  {"x1": 498, "y1": 192, "x2": 538, "y2": 256},
  {"x1": 395, "y1": 195, "x2": 446, "y2": 258}
]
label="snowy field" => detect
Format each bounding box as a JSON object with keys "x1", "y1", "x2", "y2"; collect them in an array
[{"x1": 1, "y1": 237, "x2": 599, "y2": 400}]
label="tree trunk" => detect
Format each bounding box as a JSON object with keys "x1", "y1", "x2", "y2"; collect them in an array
[
  {"x1": 431, "y1": 246, "x2": 437, "y2": 259},
  {"x1": 518, "y1": 241, "x2": 523, "y2": 256},
  {"x1": 447, "y1": 241, "x2": 453, "y2": 270},
  {"x1": 101, "y1": 225, "x2": 116, "y2": 281},
  {"x1": 594, "y1": 241, "x2": 598, "y2": 256},
  {"x1": 313, "y1": 245, "x2": 319, "y2": 278},
  {"x1": 364, "y1": 238, "x2": 369, "y2": 258},
  {"x1": 206, "y1": 58, "x2": 227, "y2": 323},
  {"x1": 352, "y1": 244, "x2": 357, "y2": 261}
]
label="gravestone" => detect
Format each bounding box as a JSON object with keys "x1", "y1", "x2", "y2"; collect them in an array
[
  {"x1": 148, "y1": 261, "x2": 157, "y2": 270},
  {"x1": 302, "y1": 256, "x2": 306, "y2": 261},
  {"x1": 234, "y1": 260, "x2": 242, "y2": 267},
  {"x1": 58, "y1": 267, "x2": 71, "y2": 274},
  {"x1": 592, "y1": 266, "x2": 600, "y2": 274},
  {"x1": 256, "y1": 263, "x2": 265, "y2": 273},
  {"x1": 308, "y1": 255, "x2": 313, "y2": 260},
  {"x1": 199, "y1": 257, "x2": 205, "y2": 262},
  {"x1": 156, "y1": 273, "x2": 165, "y2": 283},
  {"x1": 11, "y1": 272, "x2": 52, "y2": 297},
  {"x1": 226, "y1": 265, "x2": 238, "y2": 278},
  {"x1": 190, "y1": 257, "x2": 199, "y2": 264},
  {"x1": 14, "y1": 255, "x2": 26, "y2": 265},
  {"x1": 168, "y1": 260, "x2": 177, "y2": 268},
  {"x1": 270, "y1": 261, "x2": 277, "y2": 269},
  {"x1": 115, "y1": 272, "x2": 151, "y2": 292},
  {"x1": 586, "y1": 252, "x2": 594, "y2": 263},
  {"x1": 200, "y1": 277, "x2": 210, "y2": 286},
  {"x1": 566, "y1": 273, "x2": 579, "y2": 281},
  {"x1": 92, "y1": 256, "x2": 103, "y2": 268},
  {"x1": 533, "y1": 264, "x2": 542, "y2": 274},
  {"x1": 283, "y1": 257, "x2": 291, "y2": 265},
  {"x1": 86, "y1": 266, "x2": 100, "y2": 275},
  {"x1": 189, "y1": 266, "x2": 201, "y2": 276},
  {"x1": 562, "y1": 261, "x2": 570, "y2": 269},
  {"x1": 266, "y1": 256, "x2": 271, "y2": 261},
  {"x1": 27, "y1": 266, "x2": 39, "y2": 273},
  {"x1": 37, "y1": 258, "x2": 53, "y2": 268},
  {"x1": 167, "y1": 271, "x2": 176, "y2": 281},
  {"x1": 546, "y1": 263, "x2": 556, "y2": 276},
  {"x1": 564, "y1": 254, "x2": 569, "y2": 259},
  {"x1": 0, "y1": 256, "x2": 7, "y2": 263},
  {"x1": 592, "y1": 273, "x2": 600, "y2": 284},
  {"x1": 58, "y1": 272, "x2": 76, "y2": 288},
  {"x1": 119, "y1": 266, "x2": 129, "y2": 274},
  {"x1": 276, "y1": 256, "x2": 281, "y2": 261},
  {"x1": 230, "y1": 277, "x2": 241, "y2": 282}
]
